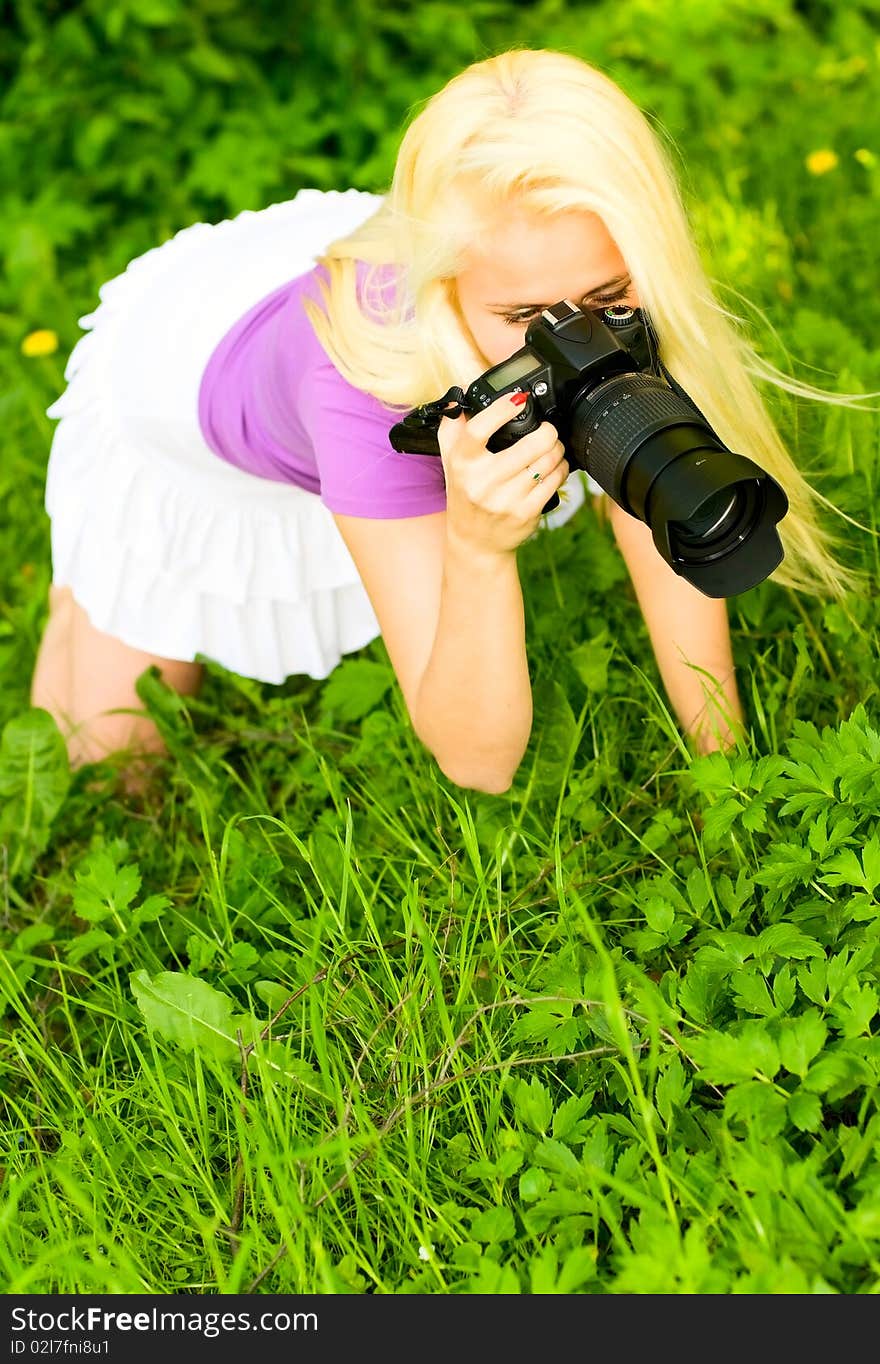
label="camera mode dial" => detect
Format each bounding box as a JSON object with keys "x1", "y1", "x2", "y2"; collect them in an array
[{"x1": 600, "y1": 305, "x2": 636, "y2": 328}]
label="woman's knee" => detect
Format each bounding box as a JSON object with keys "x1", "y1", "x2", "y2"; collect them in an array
[{"x1": 34, "y1": 589, "x2": 204, "y2": 769}]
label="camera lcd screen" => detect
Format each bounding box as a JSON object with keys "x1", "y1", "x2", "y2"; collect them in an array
[{"x1": 486, "y1": 349, "x2": 542, "y2": 391}]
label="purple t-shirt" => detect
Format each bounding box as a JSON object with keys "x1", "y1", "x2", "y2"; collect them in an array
[{"x1": 197, "y1": 262, "x2": 448, "y2": 518}]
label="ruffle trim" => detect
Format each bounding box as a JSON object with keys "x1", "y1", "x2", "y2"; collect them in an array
[{"x1": 45, "y1": 400, "x2": 383, "y2": 683}]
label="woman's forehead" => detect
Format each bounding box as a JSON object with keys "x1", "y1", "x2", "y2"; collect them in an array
[{"x1": 455, "y1": 209, "x2": 627, "y2": 299}]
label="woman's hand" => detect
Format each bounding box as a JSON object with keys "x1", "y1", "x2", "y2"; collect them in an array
[{"x1": 438, "y1": 391, "x2": 570, "y2": 558}]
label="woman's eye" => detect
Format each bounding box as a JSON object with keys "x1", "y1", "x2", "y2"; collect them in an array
[
  {"x1": 592, "y1": 287, "x2": 632, "y2": 308},
  {"x1": 501, "y1": 311, "x2": 540, "y2": 327},
  {"x1": 501, "y1": 286, "x2": 631, "y2": 326}
]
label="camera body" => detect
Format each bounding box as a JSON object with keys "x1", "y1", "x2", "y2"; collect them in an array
[
  {"x1": 460, "y1": 299, "x2": 662, "y2": 513},
  {"x1": 463, "y1": 298, "x2": 661, "y2": 438},
  {"x1": 389, "y1": 300, "x2": 789, "y2": 598},
  {"x1": 390, "y1": 300, "x2": 659, "y2": 483}
]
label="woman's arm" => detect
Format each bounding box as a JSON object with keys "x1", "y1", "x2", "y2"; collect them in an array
[
  {"x1": 332, "y1": 511, "x2": 531, "y2": 793},
  {"x1": 412, "y1": 528, "x2": 532, "y2": 792},
  {"x1": 606, "y1": 497, "x2": 748, "y2": 755},
  {"x1": 333, "y1": 395, "x2": 571, "y2": 794}
]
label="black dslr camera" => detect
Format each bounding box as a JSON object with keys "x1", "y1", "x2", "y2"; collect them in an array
[{"x1": 389, "y1": 300, "x2": 788, "y2": 598}]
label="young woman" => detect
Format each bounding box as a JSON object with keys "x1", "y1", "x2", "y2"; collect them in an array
[{"x1": 31, "y1": 48, "x2": 864, "y2": 794}]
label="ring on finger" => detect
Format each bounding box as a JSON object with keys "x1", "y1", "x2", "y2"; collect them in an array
[{"x1": 526, "y1": 464, "x2": 544, "y2": 485}]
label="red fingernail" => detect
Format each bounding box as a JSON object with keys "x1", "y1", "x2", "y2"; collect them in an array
[{"x1": 510, "y1": 391, "x2": 529, "y2": 406}]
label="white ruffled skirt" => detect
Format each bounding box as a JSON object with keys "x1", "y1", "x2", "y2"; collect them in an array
[{"x1": 44, "y1": 188, "x2": 601, "y2": 685}]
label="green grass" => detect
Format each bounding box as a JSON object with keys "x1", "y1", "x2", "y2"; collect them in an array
[{"x1": 3, "y1": 0, "x2": 880, "y2": 1294}]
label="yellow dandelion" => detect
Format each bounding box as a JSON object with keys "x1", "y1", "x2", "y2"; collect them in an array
[
  {"x1": 805, "y1": 149, "x2": 839, "y2": 176},
  {"x1": 21, "y1": 329, "x2": 59, "y2": 357}
]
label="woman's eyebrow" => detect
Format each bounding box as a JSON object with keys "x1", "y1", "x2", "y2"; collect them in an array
[{"x1": 488, "y1": 273, "x2": 631, "y2": 310}]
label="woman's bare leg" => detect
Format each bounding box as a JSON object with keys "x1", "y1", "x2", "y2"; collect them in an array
[
  {"x1": 30, "y1": 585, "x2": 204, "y2": 777},
  {"x1": 30, "y1": 585, "x2": 75, "y2": 725}
]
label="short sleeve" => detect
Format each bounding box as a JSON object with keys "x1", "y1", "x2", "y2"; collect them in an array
[{"x1": 299, "y1": 360, "x2": 448, "y2": 518}]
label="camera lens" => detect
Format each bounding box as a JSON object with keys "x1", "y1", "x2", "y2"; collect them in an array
[
  {"x1": 568, "y1": 372, "x2": 787, "y2": 596},
  {"x1": 667, "y1": 481, "x2": 765, "y2": 568},
  {"x1": 671, "y1": 486, "x2": 741, "y2": 545}
]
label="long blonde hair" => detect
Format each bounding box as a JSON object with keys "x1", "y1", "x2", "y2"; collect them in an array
[{"x1": 304, "y1": 47, "x2": 876, "y2": 599}]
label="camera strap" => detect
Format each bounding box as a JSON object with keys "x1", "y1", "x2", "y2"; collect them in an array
[{"x1": 401, "y1": 386, "x2": 467, "y2": 429}]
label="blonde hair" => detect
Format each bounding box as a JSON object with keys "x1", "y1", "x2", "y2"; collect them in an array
[{"x1": 304, "y1": 47, "x2": 877, "y2": 599}]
